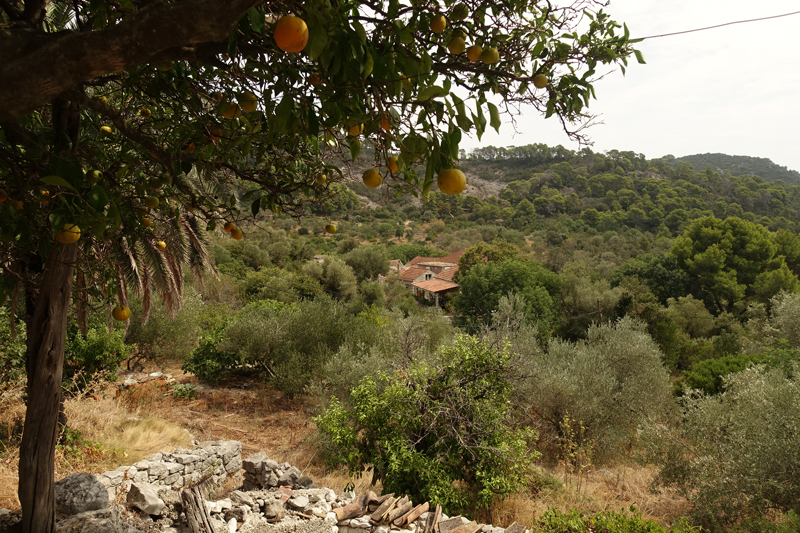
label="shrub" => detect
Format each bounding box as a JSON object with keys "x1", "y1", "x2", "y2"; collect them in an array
[
  {"x1": 315, "y1": 335, "x2": 535, "y2": 515},
  {"x1": 647, "y1": 365, "x2": 800, "y2": 530},
  {"x1": 0, "y1": 307, "x2": 26, "y2": 387},
  {"x1": 124, "y1": 287, "x2": 204, "y2": 363},
  {"x1": 516, "y1": 317, "x2": 673, "y2": 462},
  {"x1": 64, "y1": 322, "x2": 132, "y2": 389},
  {"x1": 200, "y1": 296, "x2": 386, "y2": 394},
  {"x1": 534, "y1": 508, "x2": 698, "y2": 533},
  {"x1": 182, "y1": 322, "x2": 241, "y2": 383}
]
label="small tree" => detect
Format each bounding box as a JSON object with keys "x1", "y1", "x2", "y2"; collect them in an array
[{"x1": 315, "y1": 334, "x2": 535, "y2": 514}]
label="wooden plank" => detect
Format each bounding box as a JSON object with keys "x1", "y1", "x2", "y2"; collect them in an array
[{"x1": 393, "y1": 501, "x2": 429, "y2": 527}]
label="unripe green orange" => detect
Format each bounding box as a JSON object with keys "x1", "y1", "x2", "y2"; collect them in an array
[
  {"x1": 430, "y1": 15, "x2": 447, "y2": 34},
  {"x1": 238, "y1": 92, "x2": 258, "y2": 112},
  {"x1": 481, "y1": 47, "x2": 500, "y2": 65},
  {"x1": 447, "y1": 37, "x2": 465, "y2": 55}
]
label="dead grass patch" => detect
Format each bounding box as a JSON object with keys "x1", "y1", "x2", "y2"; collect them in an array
[{"x1": 478, "y1": 464, "x2": 690, "y2": 529}]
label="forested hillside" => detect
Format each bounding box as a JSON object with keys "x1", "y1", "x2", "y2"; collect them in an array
[
  {"x1": 3, "y1": 143, "x2": 799, "y2": 532},
  {"x1": 666, "y1": 153, "x2": 800, "y2": 185}
]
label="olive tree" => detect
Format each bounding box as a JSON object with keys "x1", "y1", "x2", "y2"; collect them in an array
[{"x1": 0, "y1": 0, "x2": 642, "y2": 528}]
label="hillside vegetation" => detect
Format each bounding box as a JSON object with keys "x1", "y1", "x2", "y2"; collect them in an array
[
  {"x1": 667, "y1": 153, "x2": 800, "y2": 185},
  {"x1": 2, "y1": 144, "x2": 800, "y2": 532}
]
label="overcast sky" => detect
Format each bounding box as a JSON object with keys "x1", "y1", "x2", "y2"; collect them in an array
[{"x1": 460, "y1": 1, "x2": 800, "y2": 173}]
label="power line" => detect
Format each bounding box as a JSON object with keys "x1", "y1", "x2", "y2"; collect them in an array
[{"x1": 636, "y1": 10, "x2": 800, "y2": 41}]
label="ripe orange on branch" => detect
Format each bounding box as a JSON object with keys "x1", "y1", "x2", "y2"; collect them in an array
[
  {"x1": 429, "y1": 15, "x2": 447, "y2": 34},
  {"x1": 112, "y1": 305, "x2": 131, "y2": 321},
  {"x1": 437, "y1": 169, "x2": 467, "y2": 195},
  {"x1": 274, "y1": 15, "x2": 309, "y2": 53},
  {"x1": 466, "y1": 45, "x2": 482, "y2": 62},
  {"x1": 362, "y1": 168, "x2": 383, "y2": 188},
  {"x1": 55, "y1": 224, "x2": 81, "y2": 244}
]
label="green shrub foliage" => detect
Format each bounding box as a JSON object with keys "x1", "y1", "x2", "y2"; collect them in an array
[
  {"x1": 64, "y1": 322, "x2": 132, "y2": 389},
  {"x1": 648, "y1": 365, "x2": 800, "y2": 529},
  {"x1": 0, "y1": 307, "x2": 26, "y2": 387},
  {"x1": 315, "y1": 334, "x2": 535, "y2": 515},
  {"x1": 533, "y1": 508, "x2": 698, "y2": 533},
  {"x1": 516, "y1": 317, "x2": 673, "y2": 461}
]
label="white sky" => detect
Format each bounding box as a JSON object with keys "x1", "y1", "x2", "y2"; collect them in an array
[{"x1": 460, "y1": 1, "x2": 800, "y2": 173}]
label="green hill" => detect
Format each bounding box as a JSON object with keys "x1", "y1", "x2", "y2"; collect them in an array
[{"x1": 664, "y1": 153, "x2": 800, "y2": 185}]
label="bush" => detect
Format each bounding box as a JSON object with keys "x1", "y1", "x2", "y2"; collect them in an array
[
  {"x1": 516, "y1": 317, "x2": 673, "y2": 462},
  {"x1": 534, "y1": 508, "x2": 698, "y2": 533},
  {"x1": 182, "y1": 322, "x2": 241, "y2": 383},
  {"x1": 188, "y1": 296, "x2": 387, "y2": 394},
  {"x1": 0, "y1": 306, "x2": 26, "y2": 387},
  {"x1": 124, "y1": 287, "x2": 204, "y2": 363},
  {"x1": 64, "y1": 322, "x2": 132, "y2": 389},
  {"x1": 315, "y1": 334, "x2": 535, "y2": 515},
  {"x1": 647, "y1": 365, "x2": 800, "y2": 530}
]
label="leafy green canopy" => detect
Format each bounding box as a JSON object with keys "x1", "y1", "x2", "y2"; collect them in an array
[
  {"x1": 454, "y1": 257, "x2": 562, "y2": 330},
  {"x1": 672, "y1": 217, "x2": 800, "y2": 315},
  {"x1": 0, "y1": 0, "x2": 641, "y2": 312}
]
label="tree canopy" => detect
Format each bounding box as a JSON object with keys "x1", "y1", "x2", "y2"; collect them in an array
[
  {"x1": 672, "y1": 217, "x2": 800, "y2": 315},
  {"x1": 0, "y1": 0, "x2": 642, "y2": 529}
]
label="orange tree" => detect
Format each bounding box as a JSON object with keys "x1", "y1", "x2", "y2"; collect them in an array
[{"x1": 0, "y1": 0, "x2": 641, "y2": 530}]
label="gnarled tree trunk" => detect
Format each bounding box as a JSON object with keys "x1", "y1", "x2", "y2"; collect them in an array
[{"x1": 18, "y1": 243, "x2": 78, "y2": 533}]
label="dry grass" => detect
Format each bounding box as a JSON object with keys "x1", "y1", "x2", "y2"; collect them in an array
[
  {"x1": 0, "y1": 364, "x2": 690, "y2": 528},
  {"x1": 477, "y1": 464, "x2": 690, "y2": 529}
]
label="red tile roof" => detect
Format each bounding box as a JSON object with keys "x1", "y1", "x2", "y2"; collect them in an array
[
  {"x1": 436, "y1": 265, "x2": 458, "y2": 282},
  {"x1": 405, "y1": 256, "x2": 438, "y2": 267},
  {"x1": 406, "y1": 249, "x2": 465, "y2": 268},
  {"x1": 440, "y1": 249, "x2": 466, "y2": 264},
  {"x1": 412, "y1": 279, "x2": 459, "y2": 293},
  {"x1": 400, "y1": 266, "x2": 429, "y2": 281}
]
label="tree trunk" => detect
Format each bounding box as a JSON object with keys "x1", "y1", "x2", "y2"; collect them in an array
[{"x1": 18, "y1": 243, "x2": 78, "y2": 533}]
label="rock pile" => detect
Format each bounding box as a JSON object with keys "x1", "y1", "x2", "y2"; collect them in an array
[
  {"x1": 242, "y1": 453, "x2": 315, "y2": 490},
  {"x1": 0, "y1": 442, "x2": 532, "y2": 533},
  {"x1": 95, "y1": 440, "x2": 242, "y2": 500}
]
